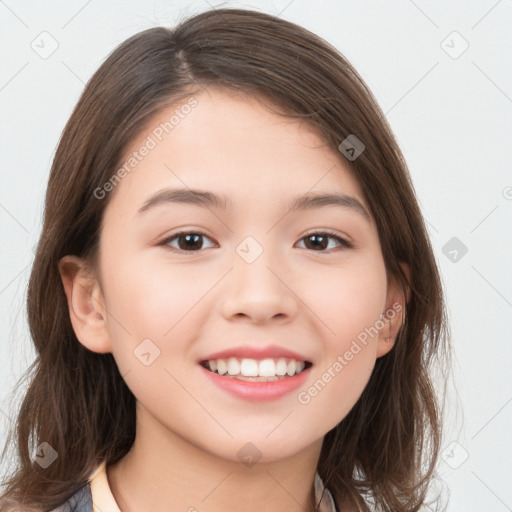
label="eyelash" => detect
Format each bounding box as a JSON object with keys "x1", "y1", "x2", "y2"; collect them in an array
[{"x1": 158, "y1": 229, "x2": 353, "y2": 254}]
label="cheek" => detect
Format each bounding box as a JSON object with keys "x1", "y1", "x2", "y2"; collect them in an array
[
  {"x1": 100, "y1": 252, "x2": 233, "y2": 390},
  {"x1": 294, "y1": 256, "x2": 386, "y2": 427},
  {"x1": 99, "y1": 255, "x2": 209, "y2": 410},
  {"x1": 297, "y1": 345, "x2": 376, "y2": 435},
  {"x1": 102, "y1": 253, "x2": 211, "y2": 337},
  {"x1": 304, "y1": 254, "x2": 387, "y2": 344}
]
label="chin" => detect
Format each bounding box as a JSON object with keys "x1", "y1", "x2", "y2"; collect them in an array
[{"x1": 202, "y1": 429, "x2": 316, "y2": 465}]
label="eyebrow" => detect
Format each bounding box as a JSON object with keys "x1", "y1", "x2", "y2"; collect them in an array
[{"x1": 136, "y1": 187, "x2": 371, "y2": 223}]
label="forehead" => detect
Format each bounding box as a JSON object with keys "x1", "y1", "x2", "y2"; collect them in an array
[{"x1": 103, "y1": 87, "x2": 369, "y2": 220}]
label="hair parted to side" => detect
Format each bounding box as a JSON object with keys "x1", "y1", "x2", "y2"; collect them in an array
[{"x1": 0, "y1": 8, "x2": 450, "y2": 512}]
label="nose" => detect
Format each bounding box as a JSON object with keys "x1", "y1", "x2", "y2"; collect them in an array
[{"x1": 220, "y1": 246, "x2": 298, "y2": 324}]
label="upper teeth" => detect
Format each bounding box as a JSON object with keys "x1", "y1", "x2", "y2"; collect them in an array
[{"x1": 207, "y1": 357, "x2": 306, "y2": 377}]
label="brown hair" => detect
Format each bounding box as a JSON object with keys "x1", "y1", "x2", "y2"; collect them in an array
[{"x1": 0, "y1": 8, "x2": 450, "y2": 512}]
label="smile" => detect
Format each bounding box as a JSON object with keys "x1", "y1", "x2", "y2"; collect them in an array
[
  {"x1": 200, "y1": 357, "x2": 311, "y2": 381},
  {"x1": 199, "y1": 356, "x2": 313, "y2": 401}
]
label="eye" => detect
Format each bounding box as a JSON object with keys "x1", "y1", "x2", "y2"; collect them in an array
[
  {"x1": 159, "y1": 230, "x2": 353, "y2": 254},
  {"x1": 160, "y1": 231, "x2": 217, "y2": 252},
  {"x1": 296, "y1": 231, "x2": 353, "y2": 252}
]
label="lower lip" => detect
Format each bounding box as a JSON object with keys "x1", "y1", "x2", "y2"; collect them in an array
[{"x1": 200, "y1": 365, "x2": 311, "y2": 402}]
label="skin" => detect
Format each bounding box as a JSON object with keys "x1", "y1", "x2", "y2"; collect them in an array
[{"x1": 59, "y1": 87, "x2": 408, "y2": 512}]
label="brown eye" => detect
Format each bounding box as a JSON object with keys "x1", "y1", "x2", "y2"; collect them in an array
[
  {"x1": 297, "y1": 232, "x2": 353, "y2": 252},
  {"x1": 159, "y1": 230, "x2": 352, "y2": 254},
  {"x1": 161, "y1": 232, "x2": 216, "y2": 252}
]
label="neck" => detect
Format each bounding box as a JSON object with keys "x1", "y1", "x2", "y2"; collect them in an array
[{"x1": 107, "y1": 403, "x2": 324, "y2": 512}]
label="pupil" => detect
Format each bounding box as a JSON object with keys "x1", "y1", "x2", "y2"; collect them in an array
[
  {"x1": 180, "y1": 233, "x2": 201, "y2": 250},
  {"x1": 308, "y1": 234, "x2": 327, "y2": 250}
]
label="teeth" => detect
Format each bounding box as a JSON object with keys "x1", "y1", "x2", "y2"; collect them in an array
[
  {"x1": 216, "y1": 359, "x2": 227, "y2": 375},
  {"x1": 227, "y1": 357, "x2": 241, "y2": 375},
  {"x1": 286, "y1": 360, "x2": 296, "y2": 376},
  {"x1": 204, "y1": 357, "x2": 308, "y2": 378},
  {"x1": 240, "y1": 358, "x2": 259, "y2": 377},
  {"x1": 276, "y1": 358, "x2": 287, "y2": 376},
  {"x1": 258, "y1": 358, "x2": 275, "y2": 377}
]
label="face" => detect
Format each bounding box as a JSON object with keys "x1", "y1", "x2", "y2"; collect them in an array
[{"x1": 65, "y1": 87, "x2": 404, "y2": 463}]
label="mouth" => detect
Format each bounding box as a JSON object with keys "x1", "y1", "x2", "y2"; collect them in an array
[{"x1": 199, "y1": 357, "x2": 313, "y2": 382}]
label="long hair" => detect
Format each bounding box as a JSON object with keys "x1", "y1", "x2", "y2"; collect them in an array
[{"x1": 0, "y1": 8, "x2": 450, "y2": 511}]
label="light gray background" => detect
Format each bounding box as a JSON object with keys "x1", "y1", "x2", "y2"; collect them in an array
[{"x1": 1, "y1": 1, "x2": 511, "y2": 510}]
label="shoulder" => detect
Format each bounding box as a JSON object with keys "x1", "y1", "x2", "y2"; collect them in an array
[
  {"x1": 0, "y1": 481, "x2": 93, "y2": 512},
  {"x1": 47, "y1": 483, "x2": 92, "y2": 512}
]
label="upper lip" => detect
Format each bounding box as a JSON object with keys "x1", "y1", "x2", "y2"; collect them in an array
[{"x1": 200, "y1": 344, "x2": 311, "y2": 363}]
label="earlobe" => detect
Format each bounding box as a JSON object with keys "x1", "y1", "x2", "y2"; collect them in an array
[
  {"x1": 376, "y1": 262, "x2": 410, "y2": 358},
  {"x1": 58, "y1": 255, "x2": 112, "y2": 354}
]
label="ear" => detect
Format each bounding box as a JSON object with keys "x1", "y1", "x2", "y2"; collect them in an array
[
  {"x1": 58, "y1": 255, "x2": 112, "y2": 354},
  {"x1": 376, "y1": 262, "x2": 410, "y2": 358}
]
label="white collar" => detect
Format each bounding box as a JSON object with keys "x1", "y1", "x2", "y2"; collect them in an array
[{"x1": 314, "y1": 471, "x2": 338, "y2": 511}]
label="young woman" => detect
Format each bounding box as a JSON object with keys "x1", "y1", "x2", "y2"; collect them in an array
[{"x1": 0, "y1": 8, "x2": 450, "y2": 512}]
